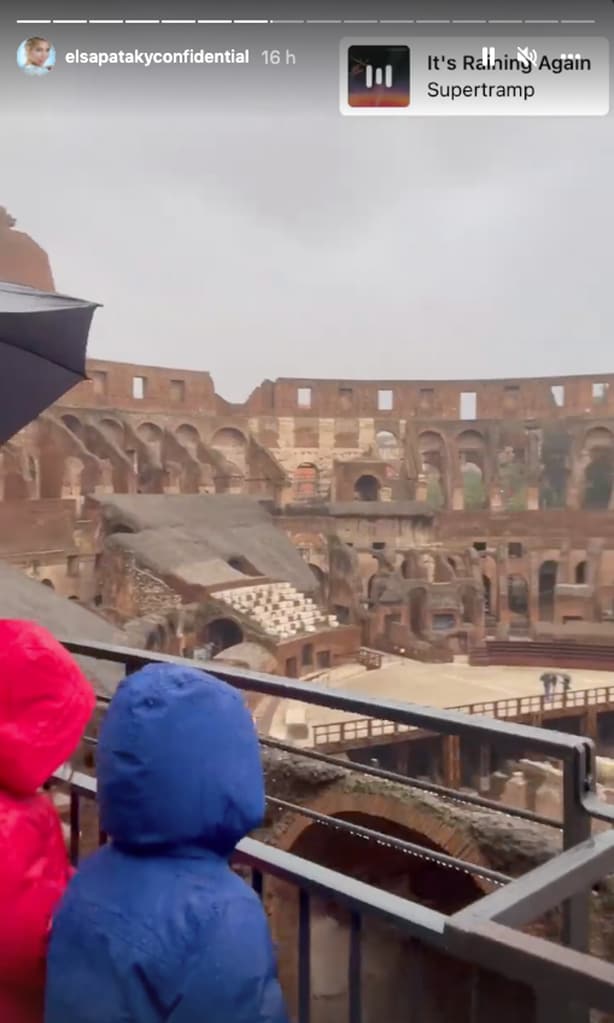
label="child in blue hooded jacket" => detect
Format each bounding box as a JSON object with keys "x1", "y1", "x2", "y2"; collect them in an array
[{"x1": 44, "y1": 663, "x2": 289, "y2": 1023}]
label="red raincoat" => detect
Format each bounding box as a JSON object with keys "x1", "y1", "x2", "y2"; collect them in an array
[{"x1": 0, "y1": 620, "x2": 95, "y2": 1023}]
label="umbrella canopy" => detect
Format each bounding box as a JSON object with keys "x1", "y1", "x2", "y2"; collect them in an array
[{"x1": 0, "y1": 281, "x2": 100, "y2": 446}]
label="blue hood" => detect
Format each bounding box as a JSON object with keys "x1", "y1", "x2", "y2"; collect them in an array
[{"x1": 97, "y1": 663, "x2": 265, "y2": 855}]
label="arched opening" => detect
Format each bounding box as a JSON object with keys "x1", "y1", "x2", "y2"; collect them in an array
[
  {"x1": 227, "y1": 556, "x2": 258, "y2": 576},
  {"x1": 461, "y1": 462, "x2": 486, "y2": 509},
  {"x1": 583, "y1": 452, "x2": 614, "y2": 510},
  {"x1": 460, "y1": 588, "x2": 478, "y2": 625},
  {"x1": 354, "y1": 474, "x2": 380, "y2": 502},
  {"x1": 367, "y1": 573, "x2": 380, "y2": 604},
  {"x1": 61, "y1": 414, "x2": 82, "y2": 439},
  {"x1": 273, "y1": 811, "x2": 484, "y2": 1023},
  {"x1": 419, "y1": 431, "x2": 447, "y2": 508},
  {"x1": 145, "y1": 625, "x2": 167, "y2": 653},
  {"x1": 205, "y1": 617, "x2": 243, "y2": 655},
  {"x1": 136, "y1": 422, "x2": 163, "y2": 444},
  {"x1": 497, "y1": 445, "x2": 528, "y2": 511},
  {"x1": 538, "y1": 561, "x2": 558, "y2": 622},
  {"x1": 508, "y1": 574, "x2": 529, "y2": 616},
  {"x1": 400, "y1": 554, "x2": 417, "y2": 580},
  {"x1": 409, "y1": 588, "x2": 428, "y2": 635},
  {"x1": 301, "y1": 643, "x2": 314, "y2": 669},
  {"x1": 176, "y1": 423, "x2": 200, "y2": 452},
  {"x1": 539, "y1": 429, "x2": 569, "y2": 508},
  {"x1": 290, "y1": 811, "x2": 482, "y2": 911},
  {"x1": 211, "y1": 428, "x2": 248, "y2": 473},
  {"x1": 294, "y1": 462, "x2": 319, "y2": 501},
  {"x1": 457, "y1": 430, "x2": 487, "y2": 510},
  {"x1": 482, "y1": 575, "x2": 492, "y2": 614},
  {"x1": 99, "y1": 418, "x2": 124, "y2": 447},
  {"x1": 375, "y1": 430, "x2": 399, "y2": 460},
  {"x1": 40, "y1": 578, "x2": 54, "y2": 590},
  {"x1": 582, "y1": 429, "x2": 614, "y2": 510},
  {"x1": 575, "y1": 560, "x2": 588, "y2": 584}
]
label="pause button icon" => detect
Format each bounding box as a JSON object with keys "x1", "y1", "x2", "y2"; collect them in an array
[{"x1": 365, "y1": 63, "x2": 393, "y2": 88}]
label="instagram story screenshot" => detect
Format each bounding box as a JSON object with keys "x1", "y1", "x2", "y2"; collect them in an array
[{"x1": 0, "y1": 3, "x2": 614, "y2": 1023}]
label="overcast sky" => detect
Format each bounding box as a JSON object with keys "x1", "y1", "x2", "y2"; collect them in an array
[{"x1": 3, "y1": 110, "x2": 612, "y2": 401}]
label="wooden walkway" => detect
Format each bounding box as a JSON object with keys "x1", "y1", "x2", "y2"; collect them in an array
[{"x1": 312, "y1": 683, "x2": 614, "y2": 752}]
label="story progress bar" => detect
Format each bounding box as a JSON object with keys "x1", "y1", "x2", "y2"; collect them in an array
[{"x1": 16, "y1": 17, "x2": 598, "y2": 26}]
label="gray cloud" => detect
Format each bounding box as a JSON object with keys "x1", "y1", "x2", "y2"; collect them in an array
[{"x1": 3, "y1": 110, "x2": 612, "y2": 400}]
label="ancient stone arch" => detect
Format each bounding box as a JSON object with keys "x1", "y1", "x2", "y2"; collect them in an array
[
  {"x1": 211, "y1": 426, "x2": 248, "y2": 448},
  {"x1": 176, "y1": 423, "x2": 201, "y2": 451},
  {"x1": 61, "y1": 414, "x2": 83, "y2": 439},
  {"x1": 418, "y1": 430, "x2": 447, "y2": 507},
  {"x1": 456, "y1": 429, "x2": 488, "y2": 508},
  {"x1": 211, "y1": 427, "x2": 248, "y2": 476},
  {"x1": 581, "y1": 427, "x2": 614, "y2": 510},
  {"x1": 375, "y1": 429, "x2": 399, "y2": 460},
  {"x1": 584, "y1": 425, "x2": 614, "y2": 449},
  {"x1": 354, "y1": 473, "x2": 381, "y2": 502},
  {"x1": 203, "y1": 616, "x2": 244, "y2": 654},
  {"x1": 538, "y1": 561, "x2": 558, "y2": 621},
  {"x1": 136, "y1": 421, "x2": 163, "y2": 444},
  {"x1": 508, "y1": 573, "x2": 529, "y2": 616},
  {"x1": 99, "y1": 417, "x2": 125, "y2": 447},
  {"x1": 273, "y1": 788, "x2": 491, "y2": 881},
  {"x1": 574, "y1": 559, "x2": 588, "y2": 585},
  {"x1": 268, "y1": 791, "x2": 490, "y2": 1023}
]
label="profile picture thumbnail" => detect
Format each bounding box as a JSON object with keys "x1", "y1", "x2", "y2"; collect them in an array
[{"x1": 16, "y1": 37, "x2": 56, "y2": 76}]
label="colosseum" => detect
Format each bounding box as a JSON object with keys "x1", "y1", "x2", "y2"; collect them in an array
[
  {"x1": 5, "y1": 351, "x2": 614, "y2": 658},
  {"x1": 4, "y1": 208, "x2": 614, "y2": 1022}
]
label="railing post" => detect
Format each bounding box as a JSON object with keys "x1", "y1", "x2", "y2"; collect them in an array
[
  {"x1": 298, "y1": 890, "x2": 311, "y2": 1023},
  {"x1": 562, "y1": 755, "x2": 591, "y2": 956}
]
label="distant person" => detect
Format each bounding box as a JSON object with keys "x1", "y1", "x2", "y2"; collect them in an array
[
  {"x1": 18, "y1": 37, "x2": 54, "y2": 76},
  {"x1": 562, "y1": 673, "x2": 572, "y2": 694},
  {"x1": 45, "y1": 663, "x2": 289, "y2": 1023},
  {"x1": 540, "y1": 671, "x2": 554, "y2": 701},
  {"x1": 0, "y1": 620, "x2": 95, "y2": 1023}
]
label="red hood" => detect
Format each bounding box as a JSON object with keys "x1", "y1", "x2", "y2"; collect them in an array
[{"x1": 0, "y1": 620, "x2": 95, "y2": 795}]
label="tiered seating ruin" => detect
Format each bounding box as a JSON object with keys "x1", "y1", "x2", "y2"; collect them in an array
[{"x1": 215, "y1": 582, "x2": 339, "y2": 641}]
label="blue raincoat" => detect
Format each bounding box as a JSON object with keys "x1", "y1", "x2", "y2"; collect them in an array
[{"x1": 44, "y1": 663, "x2": 289, "y2": 1023}]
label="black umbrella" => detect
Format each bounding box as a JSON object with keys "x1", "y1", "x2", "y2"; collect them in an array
[{"x1": 0, "y1": 280, "x2": 100, "y2": 446}]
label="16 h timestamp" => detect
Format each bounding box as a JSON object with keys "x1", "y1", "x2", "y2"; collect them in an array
[{"x1": 261, "y1": 49, "x2": 297, "y2": 65}]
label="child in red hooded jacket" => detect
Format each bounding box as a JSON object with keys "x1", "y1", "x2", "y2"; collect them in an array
[{"x1": 0, "y1": 620, "x2": 95, "y2": 1023}]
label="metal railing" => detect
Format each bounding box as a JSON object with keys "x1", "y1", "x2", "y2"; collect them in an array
[
  {"x1": 54, "y1": 638, "x2": 614, "y2": 1021},
  {"x1": 452, "y1": 684, "x2": 614, "y2": 718},
  {"x1": 312, "y1": 683, "x2": 614, "y2": 749}
]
